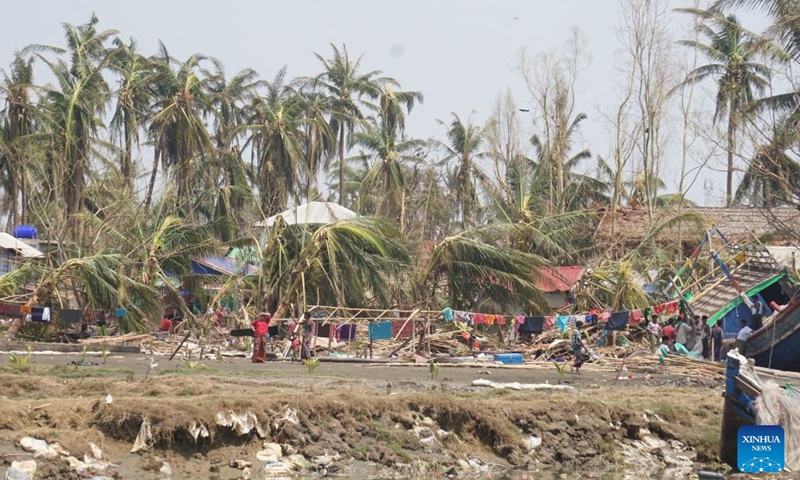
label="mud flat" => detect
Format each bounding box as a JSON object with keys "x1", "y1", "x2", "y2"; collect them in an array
[{"x1": 0, "y1": 354, "x2": 761, "y2": 479}]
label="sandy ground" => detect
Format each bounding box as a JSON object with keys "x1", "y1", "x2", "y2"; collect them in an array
[{"x1": 0, "y1": 352, "x2": 774, "y2": 480}]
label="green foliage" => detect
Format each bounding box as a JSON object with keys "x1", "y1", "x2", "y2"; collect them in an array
[
  {"x1": 553, "y1": 361, "x2": 568, "y2": 384},
  {"x1": 428, "y1": 358, "x2": 440, "y2": 380},
  {"x1": 303, "y1": 357, "x2": 320, "y2": 374},
  {"x1": 180, "y1": 358, "x2": 206, "y2": 370}
]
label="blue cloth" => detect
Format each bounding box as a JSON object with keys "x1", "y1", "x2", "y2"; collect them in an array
[
  {"x1": 556, "y1": 315, "x2": 570, "y2": 333},
  {"x1": 607, "y1": 311, "x2": 629, "y2": 331},
  {"x1": 443, "y1": 307, "x2": 454, "y2": 322},
  {"x1": 115, "y1": 308, "x2": 127, "y2": 318},
  {"x1": 368, "y1": 321, "x2": 393, "y2": 340},
  {"x1": 519, "y1": 316, "x2": 544, "y2": 335}
]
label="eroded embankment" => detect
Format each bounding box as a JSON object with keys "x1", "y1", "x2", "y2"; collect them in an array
[{"x1": 0, "y1": 366, "x2": 723, "y2": 478}]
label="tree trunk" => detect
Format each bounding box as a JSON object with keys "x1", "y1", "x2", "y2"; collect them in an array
[
  {"x1": 338, "y1": 127, "x2": 345, "y2": 206},
  {"x1": 123, "y1": 118, "x2": 132, "y2": 191},
  {"x1": 145, "y1": 148, "x2": 160, "y2": 212},
  {"x1": 726, "y1": 111, "x2": 735, "y2": 207}
]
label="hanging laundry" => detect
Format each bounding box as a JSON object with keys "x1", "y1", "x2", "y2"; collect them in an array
[
  {"x1": 496, "y1": 315, "x2": 507, "y2": 325},
  {"x1": 519, "y1": 317, "x2": 544, "y2": 335},
  {"x1": 556, "y1": 315, "x2": 570, "y2": 333},
  {"x1": 317, "y1": 323, "x2": 332, "y2": 339},
  {"x1": 336, "y1": 323, "x2": 357, "y2": 342},
  {"x1": 629, "y1": 309, "x2": 643, "y2": 324},
  {"x1": 268, "y1": 325, "x2": 279, "y2": 337},
  {"x1": 0, "y1": 302, "x2": 22, "y2": 317},
  {"x1": 115, "y1": 308, "x2": 127, "y2": 318},
  {"x1": 368, "y1": 321, "x2": 393, "y2": 340},
  {"x1": 392, "y1": 320, "x2": 414, "y2": 339},
  {"x1": 600, "y1": 311, "x2": 611, "y2": 323},
  {"x1": 544, "y1": 316, "x2": 556, "y2": 328},
  {"x1": 653, "y1": 303, "x2": 666, "y2": 315},
  {"x1": 20, "y1": 305, "x2": 31, "y2": 315},
  {"x1": 485, "y1": 315, "x2": 496, "y2": 326},
  {"x1": 60, "y1": 309, "x2": 83, "y2": 325},
  {"x1": 514, "y1": 315, "x2": 525, "y2": 332},
  {"x1": 665, "y1": 301, "x2": 679, "y2": 316},
  {"x1": 607, "y1": 311, "x2": 630, "y2": 331},
  {"x1": 472, "y1": 313, "x2": 487, "y2": 325},
  {"x1": 442, "y1": 307, "x2": 454, "y2": 322},
  {"x1": 30, "y1": 307, "x2": 48, "y2": 323},
  {"x1": 454, "y1": 310, "x2": 471, "y2": 323}
]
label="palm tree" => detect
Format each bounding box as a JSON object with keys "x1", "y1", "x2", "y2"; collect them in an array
[
  {"x1": 243, "y1": 68, "x2": 305, "y2": 217},
  {"x1": 0, "y1": 53, "x2": 36, "y2": 226},
  {"x1": 354, "y1": 118, "x2": 425, "y2": 231},
  {"x1": 28, "y1": 14, "x2": 117, "y2": 219},
  {"x1": 529, "y1": 111, "x2": 593, "y2": 214},
  {"x1": 109, "y1": 37, "x2": 151, "y2": 192},
  {"x1": 145, "y1": 42, "x2": 213, "y2": 218},
  {"x1": 676, "y1": 8, "x2": 771, "y2": 207},
  {"x1": 735, "y1": 116, "x2": 800, "y2": 206},
  {"x1": 296, "y1": 76, "x2": 336, "y2": 202},
  {"x1": 204, "y1": 60, "x2": 261, "y2": 239},
  {"x1": 314, "y1": 44, "x2": 382, "y2": 206},
  {"x1": 438, "y1": 113, "x2": 485, "y2": 230},
  {"x1": 374, "y1": 81, "x2": 423, "y2": 137}
]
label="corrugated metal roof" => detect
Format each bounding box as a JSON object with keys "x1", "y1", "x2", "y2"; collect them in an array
[
  {"x1": 0, "y1": 233, "x2": 44, "y2": 258},
  {"x1": 535, "y1": 267, "x2": 584, "y2": 293}
]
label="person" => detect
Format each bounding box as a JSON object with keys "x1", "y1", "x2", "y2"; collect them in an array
[
  {"x1": 647, "y1": 315, "x2": 661, "y2": 352},
  {"x1": 658, "y1": 335, "x2": 672, "y2": 365},
  {"x1": 750, "y1": 299, "x2": 765, "y2": 331},
  {"x1": 689, "y1": 316, "x2": 703, "y2": 356},
  {"x1": 711, "y1": 320, "x2": 724, "y2": 361},
  {"x1": 289, "y1": 335, "x2": 300, "y2": 362},
  {"x1": 736, "y1": 319, "x2": 752, "y2": 356},
  {"x1": 570, "y1": 321, "x2": 590, "y2": 374},
  {"x1": 160, "y1": 317, "x2": 171, "y2": 333},
  {"x1": 675, "y1": 316, "x2": 691, "y2": 350},
  {"x1": 701, "y1": 323, "x2": 711, "y2": 359},
  {"x1": 251, "y1": 312, "x2": 271, "y2": 363},
  {"x1": 662, "y1": 318, "x2": 677, "y2": 347},
  {"x1": 300, "y1": 311, "x2": 314, "y2": 360}
]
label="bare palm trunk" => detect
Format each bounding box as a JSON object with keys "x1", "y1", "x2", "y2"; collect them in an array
[
  {"x1": 338, "y1": 127, "x2": 345, "y2": 206},
  {"x1": 726, "y1": 112, "x2": 735, "y2": 207},
  {"x1": 123, "y1": 119, "x2": 132, "y2": 191},
  {"x1": 145, "y1": 148, "x2": 160, "y2": 212}
]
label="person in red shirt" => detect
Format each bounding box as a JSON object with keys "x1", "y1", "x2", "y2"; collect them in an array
[
  {"x1": 251, "y1": 312, "x2": 271, "y2": 363},
  {"x1": 160, "y1": 317, "x2": 172, "y2": 333},
  {"x1": 661, "y1": 318, "x2": 677, "y2": 351}
]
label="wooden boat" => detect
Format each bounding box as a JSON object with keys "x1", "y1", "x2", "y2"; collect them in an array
[{"x1": 748, "y1": 297, "x2": 800, "y2": 372}]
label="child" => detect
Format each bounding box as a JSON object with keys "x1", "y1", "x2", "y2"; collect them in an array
[{"x1": 290, "y1": 335, "x2": 301, "y2": 362}]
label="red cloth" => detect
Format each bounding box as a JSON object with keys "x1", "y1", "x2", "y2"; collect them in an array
[
  {"x1": 544, "y1": 316, "x2": 556, "y2": 327},
  {"x1": 252, "y1": 336, "x2": 267, "y2": 363},
  {"x1": 251, "y1": 318, "x2": 270, "y2": 337},
  {"x1": 629, "y1": 309, "x2": 643, "y2": 324},
  {"x1": 662, "y1": 325, "x2": 677, "y2": 342},
  {"x1": 160, "y1": 318, "x2": 171, "y2": 332},
  {"x1": 392, "y1": 320, "x2": 414, "y2": 339},
  {"x1": 653, "y1": 304, "x2": 666, "y2": 315},
  {"x1": 472, "y1": 313, "x2": 487, "y2": 325},
  {"x1": 665, "y1": 301, "x2": 679, "y2": 316}
]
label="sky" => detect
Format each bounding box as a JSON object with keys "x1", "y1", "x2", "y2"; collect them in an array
[{"x1": 0, "y1": 0, "x2": 773, "y2": 206}]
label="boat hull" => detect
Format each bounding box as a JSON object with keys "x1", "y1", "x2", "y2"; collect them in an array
[{"x1": 747, "y1": 299, "x2": 800, "y2": 372}]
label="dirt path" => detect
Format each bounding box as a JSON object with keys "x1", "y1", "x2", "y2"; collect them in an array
[{"x1": 0, "y1": 354, "x2": 729, "y2": 479}]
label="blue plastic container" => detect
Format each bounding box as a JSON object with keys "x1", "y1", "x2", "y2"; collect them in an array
[
  {"x1": 494, "y1": 353, "x2": 524, "y2": 365},
  {"x1": 13, "y1": 225, "x2": 37, "y2": 239}
]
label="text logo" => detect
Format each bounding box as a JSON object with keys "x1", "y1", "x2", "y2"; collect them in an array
[{"x1": 738, "y1": 425, "x2": 785, "y2": 473}]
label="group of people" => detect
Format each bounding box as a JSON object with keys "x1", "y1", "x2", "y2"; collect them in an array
[
  {"x1": 250, "y1": 311, "x2": 315, "y2": 363},
  {"x1": 647, "y1": 314, "x2": 725, "y2": 362}
]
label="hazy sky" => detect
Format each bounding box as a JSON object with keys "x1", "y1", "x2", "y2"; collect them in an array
[{"x1": 1, "y1": 0, "x2": 772, "y2": 206}]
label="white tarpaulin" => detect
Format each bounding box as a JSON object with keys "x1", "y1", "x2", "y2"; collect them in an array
[
  {"x1": 256, "y1": 202, "x2": 357, "y2": 227},
  {"x1": 0, "y1": 233, "x2": 44, "y2": 258}
]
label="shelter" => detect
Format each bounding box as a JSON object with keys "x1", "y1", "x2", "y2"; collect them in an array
[
  {"x1": 535, "y1": 266, "x2": 584, "y2": 308},
  {"x1": 190, "y1": 255, "x2": 257, "y2": 276},
  {"x1": 255, "y1": 202, "x2": 357, "y2": 228},
  {"x1": 594, "y1": 207, "x2": 800, "y2": 257},
  {"x1": 0, "y1": 232, "x2": 44, "y2": 275}
]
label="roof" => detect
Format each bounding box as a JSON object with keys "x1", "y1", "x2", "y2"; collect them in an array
[
  {"x1": 256, "y1": 202, "x2": 357, "y2": 227},
  {"x1": 690, "y1": 268, "x2": 782, "y2": 319},
  {"x1": 0, "y1": 233, "x2": 44, "y2": 258},
  {"x1": 594, "y1": 207, "x2": 800, "y2": 245},
  {"x1": 535, "y1": 267, "x2": 585, "y2": 293},
  {"x1": 190, "y1": 256, "x2": 257, "y2": 276}
]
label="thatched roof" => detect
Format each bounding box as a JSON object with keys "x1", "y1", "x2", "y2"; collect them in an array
[{"x1": 594, "y1": 207, "x2": 800, "y2": 246}]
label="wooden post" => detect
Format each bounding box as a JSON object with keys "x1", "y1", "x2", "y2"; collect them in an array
[
  {"x1": 368, "y1": 319, "x2": 373, "y2": 359},
  {"x1": 169, "y1": 333, "x2": 191, "y2": 361}
]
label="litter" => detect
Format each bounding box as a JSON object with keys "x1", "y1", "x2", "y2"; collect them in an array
[
  {"x1": 472, "y1": 379, "x2": 575, "y2": 391},
  {"x1": 19, "y1": 437, "x2": 57, "y2": 458}
]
